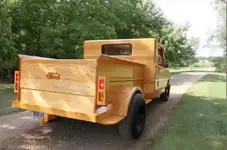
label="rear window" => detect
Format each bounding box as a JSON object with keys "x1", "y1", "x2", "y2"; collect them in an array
[{"x1": 101, "y1": 44, "x2": 132, "y2": 55}]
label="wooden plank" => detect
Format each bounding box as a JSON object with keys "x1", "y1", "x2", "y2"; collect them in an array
[
  {"x1": 84, "y1": 56, "x2": 154, "y2": 62},
  {"x1": 20, "y1": 79, "x2": 96, "y2": 96},
  {"x1": 98, "y1": 66, "x2": 133, "y2": 78},
  {"x1": 133, "y1": 65, "x2": 144, "y2": 78},
  {"x1": 12, "y1": 100, "x2": 97, "y2": 122},
  {"x1": 97, "y1": 55, "x2": 145, "y2": 67},
  {"x1": 12, "y1": 100, "x2": 124, "y2": 125},
  {"x1": 20, "y1": 59, "x2": 97, "y2": 97},
  {"x1": 97, "y1": 56, "x2": 135, "y2": 78},
  {"x1": 20, "y1": 59, "x2": 97, "y2": 83},
  {"x1": 18, "y1": 54, "x2": 54, "y2": 60},
  {"x1": 20, "y1": 89, "x2": 95, "y2": 114}
]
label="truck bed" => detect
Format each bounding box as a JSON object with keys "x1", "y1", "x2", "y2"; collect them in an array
[{"x1": 13, "y1": 54, "x2": 146, "y2": 125}]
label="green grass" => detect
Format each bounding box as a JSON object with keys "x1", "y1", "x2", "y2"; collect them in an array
[
  {"x1": 152, "y1": 73, "x2": 227, "y2": 150},
  {"x1": 169, "y1": 67, "x2": 209, "y2": 75},
  {"x1": 0, "y1": 82, "x2": 23, "y2": 116}
]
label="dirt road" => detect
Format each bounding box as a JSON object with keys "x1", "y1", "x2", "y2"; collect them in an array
[{"x1": 0, "y1": 71, "x2": 209, "y2": 150}]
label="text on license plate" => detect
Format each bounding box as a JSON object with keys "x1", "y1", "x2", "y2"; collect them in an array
[{"x1": 33, "y1": 111, "x2": 45, "y2": 118}]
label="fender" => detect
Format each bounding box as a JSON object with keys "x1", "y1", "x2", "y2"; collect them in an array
[{"x1": 108, "y1": 86, "x2": 143, "y2": 117}]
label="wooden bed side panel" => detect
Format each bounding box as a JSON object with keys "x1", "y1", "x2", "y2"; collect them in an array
[
  {"x1": 20, "y1": 89, "x2": 95, "y2": 114},
  {"x1": 97, "y1": 55, "x2": 145, "y2": 105},
  {"x1": 97, "y1": 55, "x2": 145, "y2": 78}
]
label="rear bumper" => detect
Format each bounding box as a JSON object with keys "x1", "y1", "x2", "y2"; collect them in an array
[{"x1": 12, "y1": 100, "x2": 124, "y2": 125}]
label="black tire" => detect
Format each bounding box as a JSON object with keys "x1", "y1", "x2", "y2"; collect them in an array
[
  {"x1": 160, "y1": 83, "x2": 171, "y2": 102},
  {"x1": 117, "y1": 93, "x2": 146, "y2": 140}
]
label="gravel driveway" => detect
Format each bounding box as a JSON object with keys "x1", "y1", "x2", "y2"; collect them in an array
[{"x1": 0, "y1": 71, "x2": 209, "y2": 150}]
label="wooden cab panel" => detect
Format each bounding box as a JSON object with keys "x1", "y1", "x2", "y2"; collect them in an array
[
  {"x1": 84, "y1": 38, "x2": 158, "y2": 99},
  {"x1": 84, "y1": 38, "x2": 156, "y2": 60},
  {"x1": 154, "y1": 44, "x2": 171, "y2": 91}
]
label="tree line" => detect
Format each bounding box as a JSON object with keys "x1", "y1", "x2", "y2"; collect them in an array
[
  {"x1": 207, "y1": 0, "x2": 226, "y2": 72},
  {"x1": 0, "y1": 0, "x2": 200, "y2": 82}
]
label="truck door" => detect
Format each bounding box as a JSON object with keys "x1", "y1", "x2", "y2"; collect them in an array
[{"x1": 155, "y1": 45, "x2": 169, "y2": 91}]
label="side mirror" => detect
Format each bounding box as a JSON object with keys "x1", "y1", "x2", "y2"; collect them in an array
[{"x1": 165, "y1": 64, "x2": 169, "y2": 68}]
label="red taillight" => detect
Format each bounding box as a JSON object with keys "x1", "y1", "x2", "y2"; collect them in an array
[
  {"x1": 16, "y1": 73, "x2": 19, "y2": 81},
  {"x1": 97, "y1": 76, "x2": 106, "y2": 105},
  {"x1": 99, "y1": 92, "x2": 104, "y2": 101},
  {"x1": 99, "y1": 79, "x2": 104, "y2": 89},
  {"x1": 14, "y1": 71, "x2": 19, "y2": 93}
]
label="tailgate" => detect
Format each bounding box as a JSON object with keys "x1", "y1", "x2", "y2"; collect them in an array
[{"x1": 18, "y1": 56, "x2": 97, "y2": 114}]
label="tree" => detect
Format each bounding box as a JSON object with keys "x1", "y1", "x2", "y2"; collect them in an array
[
  {"x1": 206, "y1": 0, "x2": 226, "y2": 72},
  {"x1": 0, "y1": 0, "x2": 200, "y2": 81},
  {"x1": 0, "y1": 1, "x2": 16, "y2": 81},
  {"x1": 207, "y1": 0, "x2": 226, "y2": 52}
]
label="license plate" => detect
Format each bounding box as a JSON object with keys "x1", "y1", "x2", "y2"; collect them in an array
[{"x1": 33, "y1": 111, "x2": 45, "y2": 118}]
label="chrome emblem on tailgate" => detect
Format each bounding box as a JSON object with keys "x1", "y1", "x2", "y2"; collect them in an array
[{"x1": 46, "y1": 72, "x2": 60, "y2": 80}]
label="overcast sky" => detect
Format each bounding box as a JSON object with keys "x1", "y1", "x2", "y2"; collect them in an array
[{"x1": 153, "y1": 0, "x2": 223, "y2": 57}]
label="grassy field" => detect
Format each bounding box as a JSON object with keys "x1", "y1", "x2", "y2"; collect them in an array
[
  {"x1": 151, "y1": 73, "x2": 227, "y2": 150},
  {"x1": 169, "y1": 66, "x2": 209, "y2": 75},
  {"x1": 0, "y1": 82, "x2": 22, "y2": 116}
]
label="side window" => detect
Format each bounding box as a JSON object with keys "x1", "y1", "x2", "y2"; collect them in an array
[
  {"x1": 101, "y1": 44, "x2": 132, "y2": 56},
  {"x1": 156, "y1": 48, "x2": 162, "y2": 65}
]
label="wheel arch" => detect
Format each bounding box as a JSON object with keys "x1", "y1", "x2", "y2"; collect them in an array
[
  {"x1": 125, "y1": 87, "x2": 145, "y2": 116},
  {"x1": 111, "y1": 87, "x2": 144, "y2": 117}
]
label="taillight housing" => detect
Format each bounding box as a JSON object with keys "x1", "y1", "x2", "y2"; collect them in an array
[
  {"x1": 99, "y1": 79, "x2": 104, "y2": 89},
  {"x1": 99, "y1": 92, "x2": 104, "y2": 101},
  {"x1": 97, "y1": 76, "x2": 106, "y2": 106},
  {"x1": 14, "y1": 71, "x2": 19, "y2": 93},
  {"x1": 16, "y1": 72, "x2": 19, "y2": 82}
]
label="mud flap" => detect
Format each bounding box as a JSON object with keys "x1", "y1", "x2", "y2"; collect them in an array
[{"x1": 40, "y1": 114, "x2": 58, "y2": 126}]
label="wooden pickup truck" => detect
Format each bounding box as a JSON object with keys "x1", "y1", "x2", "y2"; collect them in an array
[{"x1": 12, "y1": 38, "x2": 171, "y2": 139}]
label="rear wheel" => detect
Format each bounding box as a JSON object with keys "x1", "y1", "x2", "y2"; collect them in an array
[
  {"x1": 160, "y1": 83, "x2": 171, "y2": 102},
  {"x1": 117, "y1": 93, "x2": 146, "y2": 140}
]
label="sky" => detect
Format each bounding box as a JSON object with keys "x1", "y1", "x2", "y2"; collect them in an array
[{"x1": 153, "y1": 0, "x2": 223, "y2": 57}]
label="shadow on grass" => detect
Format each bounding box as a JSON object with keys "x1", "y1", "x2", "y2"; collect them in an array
[
  {"x1": 171, "y1": 73, "x2": 225, "y2": 88},
  {"x1": 171, "y1": 70, "x2": 193, "y2": 75},
  {"x1": 171, "y1": 69, "x2": 216, "y2": 75},
  {"x1": 0, "y1": 82, "x2": 22, "y2": 116},
  {"x1": 150, "y1": 94, "x2": 227, "y2": 150},
  {"x1": 198, "y1": 74, "x2": 226, "y2": 82}
]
